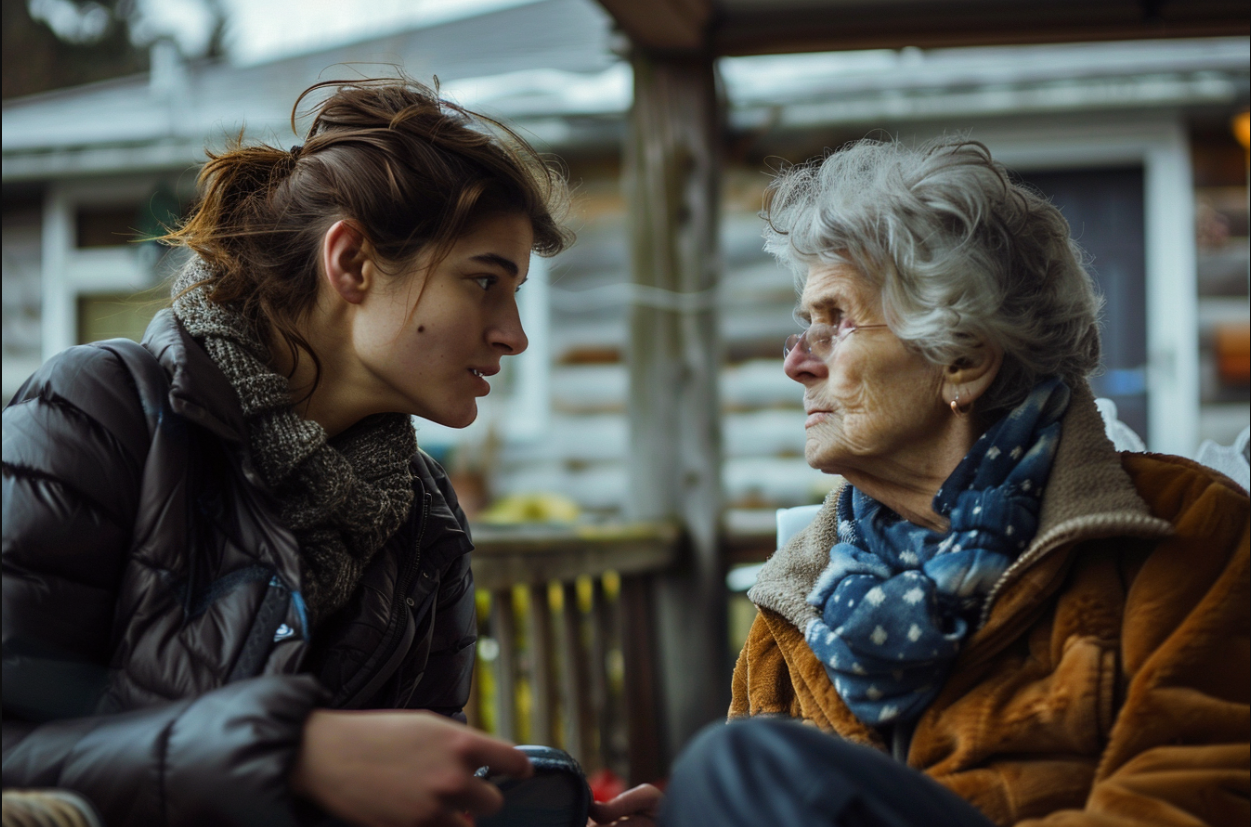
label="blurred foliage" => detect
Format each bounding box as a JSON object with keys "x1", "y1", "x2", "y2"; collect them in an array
[
  {"x1": 2, "y1": 0, "x2": 225, "y2": 100},
  {"x1": 4, "y1": 0, "x2": 146, "y2": 99}
]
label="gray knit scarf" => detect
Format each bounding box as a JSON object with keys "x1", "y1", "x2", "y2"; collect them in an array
[{"x1": 171, "y1": 261, "x2": 417, "y2": 626}]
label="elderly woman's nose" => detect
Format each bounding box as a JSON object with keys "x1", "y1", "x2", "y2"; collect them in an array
[{"x1": 784, "y1": 342, "x2": 827, "y2": 383}]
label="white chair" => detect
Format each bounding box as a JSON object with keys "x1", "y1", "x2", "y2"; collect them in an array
[
  {"x1": 1096, "y1": 396, "x2": 1248, "y2": 491},
  {"x1": 725, "y1": 504, "x2": 821, "y2": 593},
  {"x1": 1093, "y1": 398, "x2": 1145, "y2": 452},
  {"x1": 1195, "y1": 426, "x2": 1250, "y2": 492}
]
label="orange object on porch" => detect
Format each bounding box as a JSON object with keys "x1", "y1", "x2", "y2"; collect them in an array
[{"x1": 1215, "y1": 323, "x2": 1251, "y2": 386}]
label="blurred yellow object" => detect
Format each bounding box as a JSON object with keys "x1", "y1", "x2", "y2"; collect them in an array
[
  {"x1": 1233, "y1": 110, "x2": 1249, "y2": 152},
  {"x1": 478, "y1": 492, "x2": 581, "y2": 524}
]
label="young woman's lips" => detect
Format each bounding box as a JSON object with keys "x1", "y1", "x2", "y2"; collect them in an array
[{"x1": 468, "y1": 367, "x2": 495, "y2": 394}]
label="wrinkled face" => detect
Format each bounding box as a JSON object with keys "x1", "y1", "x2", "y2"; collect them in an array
[
  {"x1": 351, "y1": 212, "x2": 533, "y2": 428},
  {"x1": 785, "y1": 261, "x2": 946, "y2": 476}
]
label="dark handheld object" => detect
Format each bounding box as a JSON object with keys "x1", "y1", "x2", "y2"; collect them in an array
[{"x1": 475, "y1": 745, "x2": 592, "y2": 827}]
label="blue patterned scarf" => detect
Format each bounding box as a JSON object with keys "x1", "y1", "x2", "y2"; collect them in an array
[{"x1": 804, "y1": 378, "x2": 1071, "y2": 726}]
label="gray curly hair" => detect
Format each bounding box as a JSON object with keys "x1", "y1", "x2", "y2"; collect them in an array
[{"x1": 763, "y1": 137, "x2": 1102, "y2": 419}]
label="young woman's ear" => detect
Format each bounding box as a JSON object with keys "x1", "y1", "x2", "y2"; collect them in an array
[
  {"x1": 942, "y1": 340, "x2": 1003, "y2": 411},
  {"x1": 321, "y1": 220, "x2": 374, "y2": 305}
]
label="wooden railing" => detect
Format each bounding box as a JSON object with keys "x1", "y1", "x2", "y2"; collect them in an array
[{"x1": 466, "y1": 522, "x2": 681, "y2": 785}]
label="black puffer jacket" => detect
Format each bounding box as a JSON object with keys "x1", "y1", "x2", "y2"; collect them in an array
[{"x1": 2, "y1": 309, "x2": 478, "y2": 826}]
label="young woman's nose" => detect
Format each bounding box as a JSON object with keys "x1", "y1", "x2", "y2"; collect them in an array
[
  {"x1": 783, "y1": 341, "x2": 828, "y2": 384},
  {"x1": 489, "y1": 304, "x2": 529, "y2": 355}
]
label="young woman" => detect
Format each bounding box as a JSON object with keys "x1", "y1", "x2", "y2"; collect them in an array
[{"x1": 3, "y1": 77, "x2": 573, "y2": 827}]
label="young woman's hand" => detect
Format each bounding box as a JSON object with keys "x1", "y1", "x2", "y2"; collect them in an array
[
  {"x1": 290, "y1": 709, "x2": 532, "y2": 827},
  {"x1": 587, "y1": 783, "x2": 664, "y2": 826}
]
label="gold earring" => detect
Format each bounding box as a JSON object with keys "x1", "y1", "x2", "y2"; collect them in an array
[{"x1": 950, "y1": 390, "x2": 968, "y2": 416}]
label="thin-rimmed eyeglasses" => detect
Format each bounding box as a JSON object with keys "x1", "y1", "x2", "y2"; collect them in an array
[{"x1": 783, "y1": 322, "x2": 891, "y2": 361}]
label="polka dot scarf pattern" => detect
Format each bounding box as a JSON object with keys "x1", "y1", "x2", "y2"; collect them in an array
[{"x1": 804, "y1": 378, "x2": 1071, "y2": 727}]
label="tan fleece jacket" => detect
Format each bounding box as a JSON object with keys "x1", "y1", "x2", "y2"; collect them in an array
[{"x1": 731, "y1": 384, "x2": 1250, "y2": 826}]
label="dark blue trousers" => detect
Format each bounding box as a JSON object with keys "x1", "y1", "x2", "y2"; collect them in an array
[{"x1": 659, "y1": 718, "x2": 996, "y2": 827}]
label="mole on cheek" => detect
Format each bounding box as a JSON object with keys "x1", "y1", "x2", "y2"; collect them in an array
[{"x1": 418, "y1": 325, "x2": 425, "y2": 333}]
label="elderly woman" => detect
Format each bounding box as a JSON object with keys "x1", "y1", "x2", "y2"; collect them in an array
[{"x1": 657, "y1": 138, "x2": 1249, "y2": 827}]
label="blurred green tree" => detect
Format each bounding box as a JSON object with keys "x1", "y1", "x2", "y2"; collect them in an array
[{"x1": 2, "y1": 0, "x2": 226, "y2": 100}]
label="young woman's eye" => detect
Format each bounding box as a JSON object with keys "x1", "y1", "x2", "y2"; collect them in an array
[{"x1": 472, "y1": 276, "x2": 497, "y2": 291}]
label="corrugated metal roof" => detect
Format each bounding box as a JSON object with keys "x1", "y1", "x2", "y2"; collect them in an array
[
  {"x1": 724, "y1": 37, "x2": 1249, "y2": 129},
  {"x1": 723, "y1": 37, "x2": 1250, "y2": 103}
]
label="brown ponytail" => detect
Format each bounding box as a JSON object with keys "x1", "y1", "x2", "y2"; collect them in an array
[{"x1": 163, "y1": 74, "x2": 572, "y2": 383}]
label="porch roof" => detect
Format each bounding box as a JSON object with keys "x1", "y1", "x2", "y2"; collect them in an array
[{"x1": 598, "y1": 0, "x2": 1249, "y2": 55}]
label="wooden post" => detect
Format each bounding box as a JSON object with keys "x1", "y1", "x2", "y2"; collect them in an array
[
  {"x1": 526, "y1": 583, "x2": 558, "y2": 747},
  {"x1": 624, "y1": 47, "x2": 727, "y2": 768},
  {"x1": 491, "y1": 588, "x2": 517, "y2": 741},
  {"x1": 560, "y1": 581, "x2": 596, "y2": 764},
  {"x1": 620, "y1": 573, "x2": 664, "y2": 786},
  {"x1": 588, "y1": 578, "x2": 613, "y2": 774}
]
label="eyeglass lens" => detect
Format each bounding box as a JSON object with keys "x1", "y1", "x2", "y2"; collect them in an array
[{"x1": 783, "y1": 323, "x2": 836, "y2": 360}]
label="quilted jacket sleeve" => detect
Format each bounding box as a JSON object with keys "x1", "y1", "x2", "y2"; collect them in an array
[
  {"x1": 405, "y1": 453, "x2": 477, "y2": 719},
  {"x1": 1019, "y1": 457, "x2": 1250, "y2": 827},
  {"x1": 4, "y1": 675, "x2": 325, "y2": 826},
  {"x1": 2, "y1": 345, "x2": 325, "y2": 827},
  {"x1": 3, "y1": 345, "x2": 153, "y2": 721}
]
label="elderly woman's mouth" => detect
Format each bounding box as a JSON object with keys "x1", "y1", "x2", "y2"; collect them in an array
[{"x1": 805, "y1": 410, "x2": 832, "y2": 428}]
